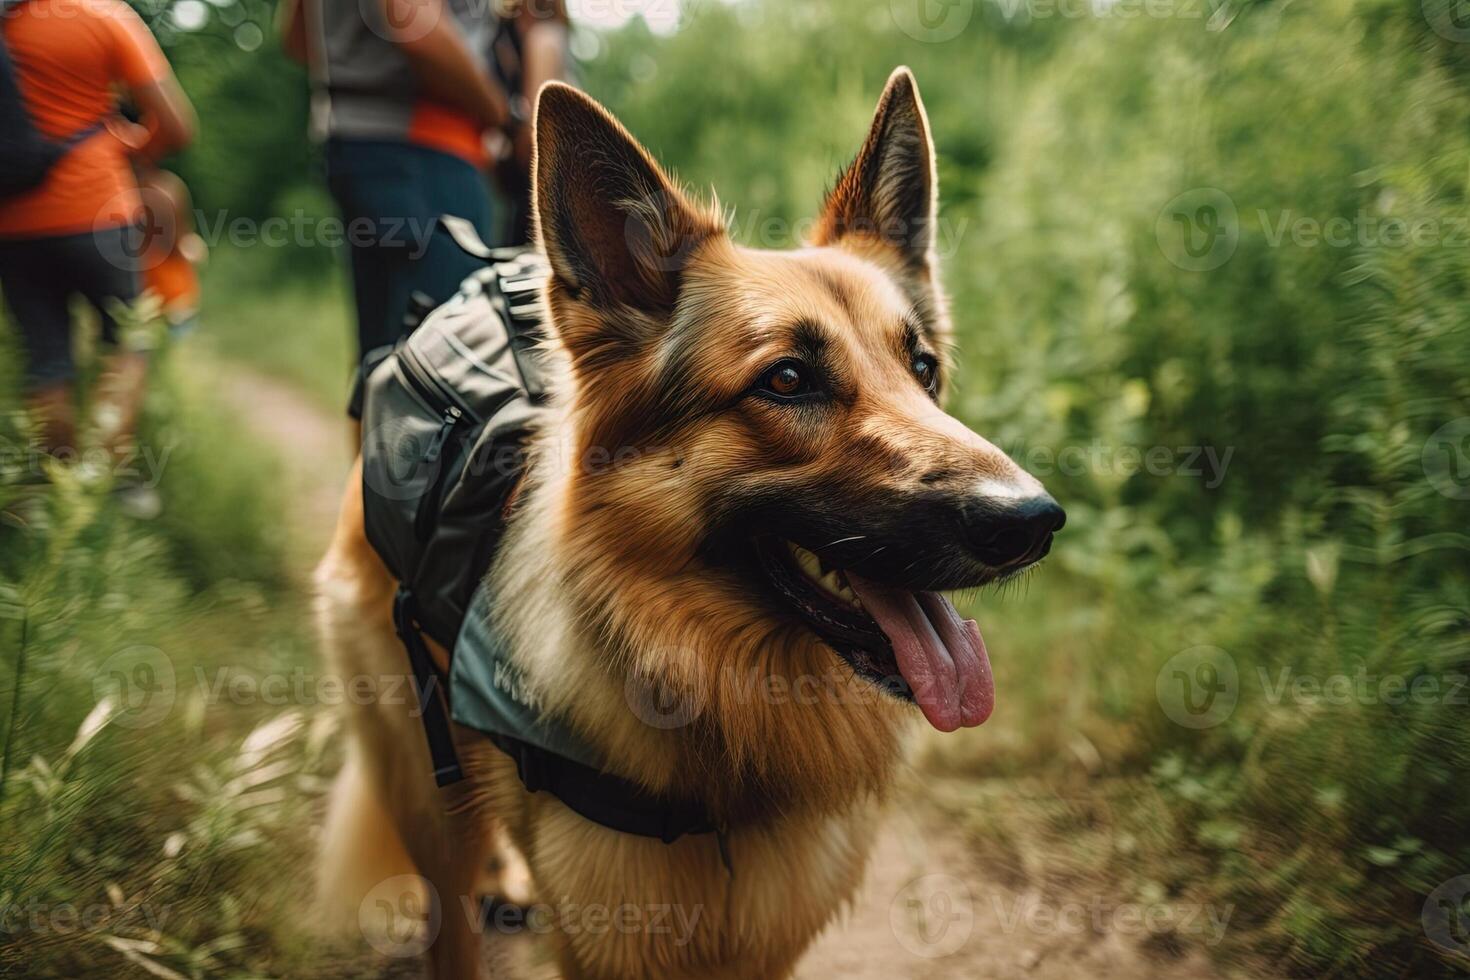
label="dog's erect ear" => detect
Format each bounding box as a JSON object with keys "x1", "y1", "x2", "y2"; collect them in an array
[
  {"x1": 533, "y1": 83, "x2": 720, "y2": 318},
  {"x1": 813, "y1": 67, "x2": 937, "y2": 270}
]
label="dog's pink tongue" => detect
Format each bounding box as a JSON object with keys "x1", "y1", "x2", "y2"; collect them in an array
[{"x1": 846, "y1": 574, "x2": 994, "y2": 732}]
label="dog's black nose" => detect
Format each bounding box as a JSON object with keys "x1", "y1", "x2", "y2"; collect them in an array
[{"x1": 962, "y1": 493, "x2": 1066, "y2": 568}]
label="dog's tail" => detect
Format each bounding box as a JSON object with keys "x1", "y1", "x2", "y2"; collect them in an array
[{"x1": 317, "y1": 746, "x2": 421, "y2": 933}]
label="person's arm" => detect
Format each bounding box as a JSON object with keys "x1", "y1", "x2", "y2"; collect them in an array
[
  {"x1": 509, "y1": 19, "x2": 567, "y2": 168},
  {"x1": 107, "y1": 2, "x2": 196, "y2": 159},
  {"x1": 382, "y1": 0, "x2": 507, "y2": 129},
  {"x1": 278, "y1": 0, "x2": 308, "y2": 65},
  {"x1": 127, "y1": 77, "x2": 195, "y2": 160},
  {"x1": 519, "y1": 20, "x2": 567, "y2": 108}
]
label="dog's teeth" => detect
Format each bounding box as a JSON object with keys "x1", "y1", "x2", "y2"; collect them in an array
[
  {"x1": 794, "y1": 546, "x2": 822, "y2": 580},
  {"x1": 785, "y1": 540, "x2": 865, "y2": 609}
]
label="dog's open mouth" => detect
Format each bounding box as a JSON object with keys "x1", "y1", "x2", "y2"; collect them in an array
[{"x1": 755, "y1": 538, "x2": 993, "y2": 732}]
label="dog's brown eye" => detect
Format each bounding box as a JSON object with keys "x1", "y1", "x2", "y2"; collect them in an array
[
  {"x1": 762, "y1": 361, "x2": 809, "y2": 398},
  {"x1": 913, "y1": 353, "x2": 938, "y2": 392}
]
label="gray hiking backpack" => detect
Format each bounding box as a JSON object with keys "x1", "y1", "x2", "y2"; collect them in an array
[{"x1": 354, "y1": 218, "x2": 720, "y2": 848}]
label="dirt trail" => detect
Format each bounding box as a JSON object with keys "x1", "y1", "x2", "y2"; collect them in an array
[
  {"x1": 220, "y1": 365, "x2": 1224, "y2": 980},
  {"x1": 796, "y1": 800, "x2": 1223, "y2": 979},
  {"x1": 219, "y1": 366, "x2": 352, "y2": 560}
]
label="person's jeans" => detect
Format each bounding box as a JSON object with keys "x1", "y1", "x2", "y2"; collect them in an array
[{"x1": 325, "y1": 139, "x2": 495, "y2": 358}]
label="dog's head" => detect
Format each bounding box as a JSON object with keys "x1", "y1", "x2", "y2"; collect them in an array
[{"x1": 531, "y1": 69, "x2": 1061, "y2": 744}]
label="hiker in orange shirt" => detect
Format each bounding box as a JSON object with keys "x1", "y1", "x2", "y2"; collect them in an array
[{"x1": 0, "y1": 0, "x2": 194, "y2": 457}]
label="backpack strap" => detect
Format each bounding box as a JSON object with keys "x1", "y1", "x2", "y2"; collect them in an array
[
  {"x1": 439, "y1": 214, "x2": 494, "y2": 260},
  {"x1": 399, "y1": 581, "x2": 721, "y2": 842},
  {"x1": 0, "y1": 10, "x2": 111, "y2": 198},
  {"x1": 434, "y1": 217, "x2": 553, "y2": 401},
  {"x1": 0, "y1": 7, "x2": 108, "y2": 147},
  {"x1": 495, "y1": 259, "x2": 551, "y2": 401},
  {"x1": 392, "y1": 587, "x2": 465, "y2": 787}
]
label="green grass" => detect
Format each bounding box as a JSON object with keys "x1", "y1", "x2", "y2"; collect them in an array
[
  {"x1": 0, "y1": 335, "x2": 370, "y2": 978},
  {"x1": 198, "y1": 246, "x2": 355, "y2": 412}
]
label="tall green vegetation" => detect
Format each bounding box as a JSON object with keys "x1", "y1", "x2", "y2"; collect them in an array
[
  {"x1": 946, "y1": 3, "x2": 1470, "y2": 974},
  {"x1": 583, "y1": 1, "x2": 1470, "y2": 974},
  {"x1": 0, "y1": 348, "x2": 356, "y2": 978}
]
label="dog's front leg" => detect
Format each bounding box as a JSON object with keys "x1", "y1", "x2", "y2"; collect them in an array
[{"x1": 415, "y1": 782, "x2": 491, "y2": 980}]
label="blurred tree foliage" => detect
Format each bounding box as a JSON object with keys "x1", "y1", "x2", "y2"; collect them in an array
[
  {"x1": 128, "y1": 0, "x2": 311, "y2": 217},
  {"x1": 125, "y1": 0, "x2": 341, "y2": 278}
]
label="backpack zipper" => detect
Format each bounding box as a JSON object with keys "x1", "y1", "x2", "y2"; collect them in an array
[
  {"x1": 423, "y1": 404, "x2": 463, "y2": 463},
  {"x1": 398, "y1": 334, "x2": 477, "y2": 430},
  {"x1": 413, "y1": 403, "x2": 463, "y2": 543}
]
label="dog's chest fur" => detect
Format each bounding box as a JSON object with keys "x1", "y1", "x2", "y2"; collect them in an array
[{"x1": 459, "y1": 734, "x2": 880, "y2": 979}]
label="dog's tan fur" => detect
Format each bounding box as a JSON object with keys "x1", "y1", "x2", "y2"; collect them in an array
[{"x1": 315, "y1": 69, "x2": 1040, "y2": 979}]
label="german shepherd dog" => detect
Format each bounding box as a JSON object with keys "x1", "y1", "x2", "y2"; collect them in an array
[{"x1": 315, "y1": 68, "x2": 1063, "y2": 979}]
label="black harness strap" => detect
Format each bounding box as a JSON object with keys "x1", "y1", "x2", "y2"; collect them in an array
[
  {"x1": 484, "y1": 730, "x2": 716, "y2": 845},
  {"x1": 393, "y1": 587, "x2": 465, "y2": 787}
]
